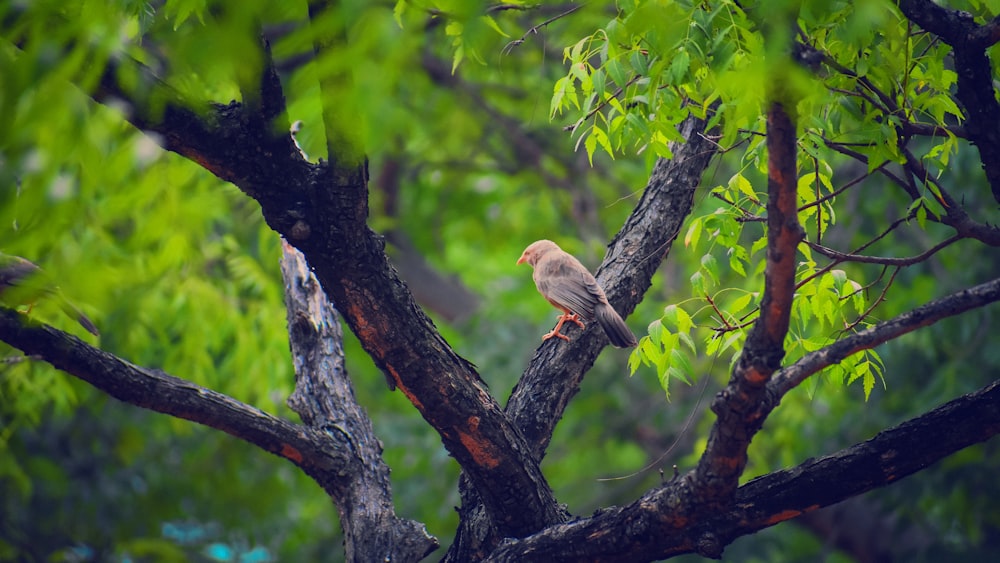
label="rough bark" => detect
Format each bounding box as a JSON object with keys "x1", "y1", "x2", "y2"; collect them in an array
[
  {"x1": 899, "y1": 0, "x2": 1000, "y2": 203},
  {"x1": 280, "y1": 242, "x2": 438, "y2": 561},
  {"x1": 94, "y1": 46, "x2": 566, "y2": 540},
  {"x1": 484, "y1": 378, "x2": 1000, "y2": 562},
  {"x1": 509, "y1": 116, "x2": 718, "y2": 457},
  {"x1": 691, "y1": 102, "x2": 803, "y2": 510},
  {"x1": 3, "y1": 5, "x2": 999, "y2": 561},
  {"x1": 0, "y1": 308, "x2": 354, "y2": 506},
  {"x1": 446, "y1": 113, "x2": 719, "y2": 561}
]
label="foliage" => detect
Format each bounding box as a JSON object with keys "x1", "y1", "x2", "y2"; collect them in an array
[
  {"x1": 550, "y1": 0, "x2": 988, "y2": 403},
  {"x1": 1, "y1": 0, "x2": 999, "y2": 561}
]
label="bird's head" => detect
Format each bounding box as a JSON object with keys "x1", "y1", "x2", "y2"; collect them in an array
[{"x1": 516, "y1": 239, "x2": 560, "y2": 267}]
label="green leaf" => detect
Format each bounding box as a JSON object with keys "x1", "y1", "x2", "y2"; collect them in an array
[
  {"x1": 863, "y1": 369, "x2": 875, "y2": 400},
  {"x1": 678, "y1": 330, "x2": 697, "y2": 354},
  {"x1": 690, "y1": 270, "x2": 705, "y2": 294},
  {"x1": 669, "y1": 49, "x2": 690, "y2": 84},
  {"x1": 481, "y1": 15, "x2": 510, "y2": 38},
  {"x1": 629, "y1": 49, "x2": 649, "y2": 74},
  {"x1": 607, "y1": 58, "x2": 628, "y2": 88},
  {"x1": 647, "y1": 318, "x2": 664, "y2": 342},
  {"x1": 729, "y1": 291, "x2": 754, "y2": 314},
  {"x1": 684, "y1": 217, "x2": 703, "y2": 249},
  {"x1": 393, "y1": 0, "x2": 406, "y2": 27},
  {"x1": 729, "y1": 173, "x2": 757, "y2": 202},
  {"x1": 728, "y1": 245, "x2": 747, "y2": 276},
  {"x1": 700, "y1": 253, "x2": 720, "y2": 286},
  {"x1": 669, "y1": 347, "x2": 693, "y2": 384},
  {"x1": 628, "y1": 346, "x2": 643, "y2": 375}
]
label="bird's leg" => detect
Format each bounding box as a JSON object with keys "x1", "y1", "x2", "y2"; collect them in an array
[
  {"x1": 563, "y1": 312, "x2": 585, "y2": 329},
  {"x1": 542, "y1": 312, "x2": 585, "y2": 342}
]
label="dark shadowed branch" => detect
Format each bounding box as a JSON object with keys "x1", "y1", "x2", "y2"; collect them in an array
[
  {"x1": 768, "y1": 276, "x2": 1000, "y2": 397},
  {"x1": 484, "y1": 378, "x2": 1000, "y2": 562},
  {"x1": 445, "y1": 112, "x2": 719, "y2": 561},
  {"x1": 899, "y1": 0, "x2": 1000, "y2": 203},
  {"x1": 92, "y1": 25, "x2": 565, "y2": 539},
  {"x1": 0, "y1": 308, "x2": 356, "y2": 499},
  {"x1": 690, "y1": 101, "x2": 803, "y2": 508}
]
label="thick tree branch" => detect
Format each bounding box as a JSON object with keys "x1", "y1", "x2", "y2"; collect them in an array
[
  {"x1": 280, "y1": 243, "x2": 438, "y2": 561},
  {"x1": 484, "y1": 378, "x2": 1000, "y2": 562},
  {"x1": 91, "y1": 35, "x2": 563, "y2": 539},
  {"x1": 445, "y1": 113, "x2": 719, "y2": 562},
  {"x1": 0, "y1": 308, "x2": 355, "y2": 498},
  {"x1": 692, "y1": 102, "x2": 803, "y2": 506},
  {"x1": 508, "y1": 113, "x2": 717, "y2": 458},
  {"x1": 899, "y1": 0, "x2": 1000, "y2": 203},
  {"x1": 768, "y1": 276, "x2": 1000, "y2": 397}
]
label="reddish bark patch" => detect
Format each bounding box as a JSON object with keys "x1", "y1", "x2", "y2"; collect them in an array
[
  {"x1": 458, "y1": 416, "x2": 501, "y2": 469},
  {"x1": 280, "y1": 443, "x2": 304, "y2": 464},
  {"x1": 764, "y1": 509, "x2": 802, "y2": 525}
]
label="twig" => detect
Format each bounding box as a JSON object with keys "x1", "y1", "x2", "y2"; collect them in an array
[
  {"x1": 705, "y1": 293, "x2": 735, "y2": 330},
  {"x1": 563, "y1": 74, "x2": 642, "y2": 133},
  {"x1": 803, "y1": 234, "x2": 962, "y2": 266},
  {"x1": 502, "y1": 4, "x2": 585, "y2": 54},
  {"x1": 770, "y1": 276, "x2": 1000, "y2": 395},
  {"x1": 844, "y1": 267, "x2": 900, "y2": 332},
  {"x1": 840, "y1": 264, "x2": 889, "y2": 302},
  {"x1": 797, "y1": 161, "x2": 885, "y2": 214}
]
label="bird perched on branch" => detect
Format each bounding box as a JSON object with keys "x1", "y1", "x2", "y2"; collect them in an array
[
  {"x1": 517, "y1": 240, "x2": 637, "y2": 348},
  {"x1": 0, "y1": 253, "x2": 99, "y2": 336}
]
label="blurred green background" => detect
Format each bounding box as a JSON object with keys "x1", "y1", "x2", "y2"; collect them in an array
[{"x1": 1, "y1": 1, "x2": 998, "y2": 561}]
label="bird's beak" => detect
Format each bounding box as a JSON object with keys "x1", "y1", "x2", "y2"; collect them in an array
[{"x1": 516, "y1": 252, "x2": 527, "y2": 265}]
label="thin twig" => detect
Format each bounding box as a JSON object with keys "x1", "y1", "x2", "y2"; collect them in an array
[
  {"x1": 705, "y1": 293, "x2": 735, "y2": 330},
  {"x1": 840, "y1": 265, "x2": 889, "y2": 302},
  {"x1": 502, "y1": 4, "x2": 584, "y2": 54},
  {"x1": 803, "y1": 234, "x2": 962, "y2": 266},
  {"x1": 798, "y1": 161, "x2": 885, "y2": 214},
  {"x1": 844, "y1": 267, "x2": 900, "y2": 332},
  {"x1": 563, "y1": 75, "x2": 642, "y2": 133}
]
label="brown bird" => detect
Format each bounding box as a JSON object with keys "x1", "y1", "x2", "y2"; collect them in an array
[
  {"x1": 0, "y1": 253, "x2": 100, "y2": 336},
  {"x1": 517, "y1": 240, "x2": 637, "y2": 348}
]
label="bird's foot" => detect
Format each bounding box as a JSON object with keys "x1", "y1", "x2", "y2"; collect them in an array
[
  {"x1": 542, "y1": 328, "x2": 571, "y2": 342},
  {"x1": 562, "y1": 312, "x2": 585, "y2": 329},
  {"x1": 542, "y1": 313, "x2": 584, "y2": 342}
]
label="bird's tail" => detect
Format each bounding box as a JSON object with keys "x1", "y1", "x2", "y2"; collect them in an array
[
  {"x1": 58, "y1": 295, "x2": 100, "y2": 336},
  {"x1": 595, "y1": 303, "x2": 637, "y2": 348}
]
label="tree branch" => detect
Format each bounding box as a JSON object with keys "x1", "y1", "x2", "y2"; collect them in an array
[
  {"x1": 802, "y1": 234, "x2": 962, "y2": 266},
  {"x1": 484, "y1": 378, "x2": 1000, "y2": 562},
  {"x1": 768, "y1": 276, "x2": 1000, "y2": 397},
  {"x1": 899, "y1": 0, "x2": 1000, "y2": 203},
  {"x1": 0, "y1": 307, "x2": 354, "y2": 499},
  {"x1": 692, "y1": 101, "x2": 803, "y2": 506},
  {"x1": 445, "y1": 112, "x2": 719, "y2": 561},
  {"x1": 279, "y1": 242, "x2": 438, "y2": 561},
  {"x1": 91, "y1": 26, "x2": 564, "y2": 539},
  {"x1": 502, "y1": 4, "x2": 585, "y2": 54},
  {"x1": 898, "y1": 144, "x2": 1000, "y2": 246},
  {"x1": 508, "y1": 113, "x2": 718, "y2": 457}
]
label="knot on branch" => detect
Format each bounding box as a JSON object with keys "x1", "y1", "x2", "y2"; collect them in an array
[
  {"x1": 695, "y1": 530, "x2": 724, "y2": 559},
  {"x1": 289, "y1": 219, "x2": 311, "y2": 240}
]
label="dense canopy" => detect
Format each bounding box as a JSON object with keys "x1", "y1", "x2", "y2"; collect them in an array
[{"x1": 1, "y1": 1, "x2": 999, "y2": 561}]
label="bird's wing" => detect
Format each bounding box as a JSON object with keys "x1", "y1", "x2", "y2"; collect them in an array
[
  {"x1": 535, "y1": 254, "x2": 605, "y2": 321},
  {"x1": 0, "y1": 255, "x2": 41, "y2": 290}
]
